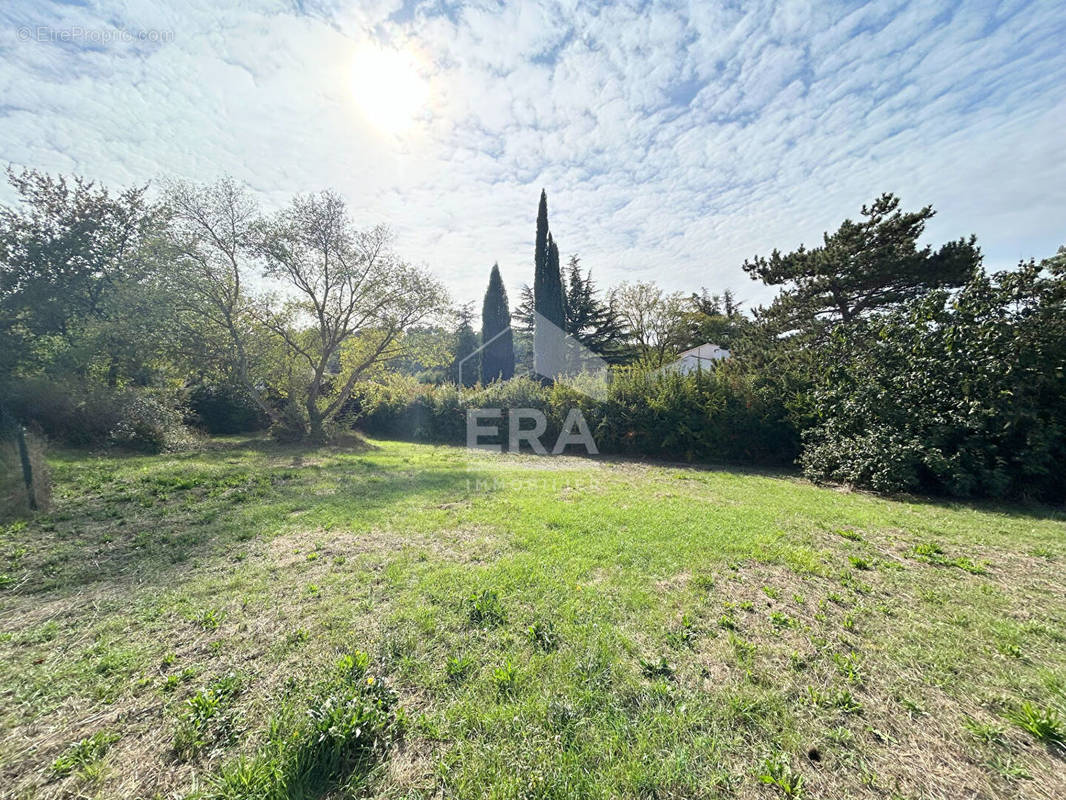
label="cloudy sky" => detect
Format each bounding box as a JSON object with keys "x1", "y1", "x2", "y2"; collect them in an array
[{"x1": 1, "y1": 0, "x2": 1064, "y2": 309}]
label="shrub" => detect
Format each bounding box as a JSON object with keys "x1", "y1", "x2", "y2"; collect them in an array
[
  {"x1": 269, "y1": 402, "x2": 311, "y2": 444},
  {"x1": 3, "y1": 378, "x2": 195, "y2": 452},
  {"x1": 188, "y1": 383, "x2": 267, "y2": 434},
  {"x1": 802, "y1": 264, "x2": 1066, "y2": 500},
  {"x1": 108, "y1": 393, "x2": 195, "y2": 453},
  {"x1": 350, "y1": 365, "x2": 800, "y2": 465}
]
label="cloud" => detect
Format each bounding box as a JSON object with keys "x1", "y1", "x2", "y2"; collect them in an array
[{"x1": 1, "y1": 0, "x2": 1064, "y2": 311}]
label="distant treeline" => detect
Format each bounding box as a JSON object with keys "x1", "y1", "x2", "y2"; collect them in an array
[{"x1": 1, "y1": 167, "x2": 1063, "y2": 502}]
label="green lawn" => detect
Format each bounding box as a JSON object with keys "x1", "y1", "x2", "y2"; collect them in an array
[{"x1": 1, "y1": 437, "x2": 1064, "y2": 799}]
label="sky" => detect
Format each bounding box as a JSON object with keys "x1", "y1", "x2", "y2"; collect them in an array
[{"x1": 1, "y1": 0, "x2": 1064, "y2": 310}]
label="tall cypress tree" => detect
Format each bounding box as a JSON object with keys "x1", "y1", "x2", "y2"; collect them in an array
[
  {"x1": 533, "y1": 189, "x2": 566, "y2": 378},
  {"x1": 481, "y1": 263, "x2": 514, "y2": 383}
]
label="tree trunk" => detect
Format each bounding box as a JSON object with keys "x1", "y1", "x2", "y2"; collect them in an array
[{"x1": 306, "y1": 396, "x2": 326, "y2": 443}]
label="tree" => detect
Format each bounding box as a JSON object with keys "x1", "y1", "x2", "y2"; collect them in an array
[
  {"x1": 563, "y1": 256, "x2": 628, "y2": 363},
  {"x1": 450, "y1": 304, "x2": 480, "y2": 387},
  {"x1": 0, "y1": 168, "x2": 168, "y2": 381},
  {"x1": 611, "y1": 281, "x2": 689, "y2": 366},
  {"x1": 166, "y1": 180, "x2": 448, "y2": 441},
  {"x1": 532, "y1": 190, "x2": 566, "y2": 378},
  {"x1": 681, "y1": 287, "x2": 749, "y2": 350},
  {"x1": 253, "y1": 191, "x2": 448, "y2": 440},
  {"x1": 480, "y1": 263, "x2": 514, "y2": 383},
  {"x1": 163, "y1": 177, "x2": 275, "y2": 417},
  {"x1": 743, "y1": 193, "x2": 980, "y2": 334},
  {"x1": 513, "y1": 283, "x2": 535, "y2": 331}
]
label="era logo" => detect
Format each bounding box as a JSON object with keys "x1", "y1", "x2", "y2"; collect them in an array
[{"x1": 466, "y1": 408, "x2": 598, "y2": 455}]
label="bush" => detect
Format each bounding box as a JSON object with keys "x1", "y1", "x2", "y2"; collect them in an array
[
  {"x1": 2, "y1": 378, "x2": 195, "y2": 453},
  {"x1": 349, "y1": 366, "x2": 799, "y2": 465},
  {"x1": 109, "y1": 393, "x2": 196, "y2": 453},
  {"x1": 801, "y1": 264, "x2": 1066, "y2": 500},
  {"x1": 188, "y1": 383, "x2": 267, "y2": 434},
  {"x1": 269, "y1": 402, "x2": 312, "y2": 444}
]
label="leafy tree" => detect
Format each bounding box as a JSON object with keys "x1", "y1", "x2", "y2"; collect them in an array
[
  {"x1": 532, "y1": 190, "x2": 566, "y2": 378},
  {"x1": 480, "y1": 263, "x2": 514, "y2": 383},
  {"x1": 0, "y1": 168, "x2": 169, "y2": 381},
  {"x1": 802, "y1": 255, "x2": 1066, "y2": 499},
  {"x1": 166, "y1": 179, "x2": 448, "y2": 441},
  {"x1": 611, "y1": 281, "x2": 689, "y2": 366},
  {"x1": 163, "y1": 177, "x2": 275, "y2": 416},
  {"x1": 253, "y1": 191, "x2": 448, "y2": 440},
  {"x1": 681, "y1": 287, "x2": 749, "y2": 350},
  {"x1": 743, "y1": 193, "x2": 980, "y2": 334}
]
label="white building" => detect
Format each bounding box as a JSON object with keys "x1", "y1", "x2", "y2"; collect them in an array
[{"x1": 667, "y1": 343, "x2": 731, "y2": 374}]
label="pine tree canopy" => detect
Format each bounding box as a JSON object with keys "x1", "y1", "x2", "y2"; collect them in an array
[{"x1": 743, "y1": 193, "x2": 981, "y2": 334}]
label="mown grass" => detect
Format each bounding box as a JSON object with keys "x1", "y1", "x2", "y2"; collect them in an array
[{"x1": 1, "y1": 435, "x2": 1064, "y2": 799}]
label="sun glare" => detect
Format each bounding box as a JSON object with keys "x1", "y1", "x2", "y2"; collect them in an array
[{"x1": 350, "y1": 44, "x2": 428, "y2": 134}]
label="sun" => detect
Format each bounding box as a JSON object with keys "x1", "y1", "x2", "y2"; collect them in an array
[{"x1": 350, "y1": 44, "x2": 428, "y2": 134}]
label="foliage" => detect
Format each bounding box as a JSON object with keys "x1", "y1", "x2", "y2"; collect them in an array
[
  {"x1": 107, "y1": 393, "x2": 195, "y2": 453},
  {"x1": 2, "y1": 377, "x2": 194, "y2": 453},
  {"x1": 610, "y1": 281, "x2": 690, "y2": 366},
  {"x1": 480, "y1": 263, "x2": 514, "y2": 382},
  {"x1": 252, "y1": 192, "x2": 448, "y2": 440},
  {"x1": 563, "y1": 256, "x2": 630, "y2": 362},
  {"x1": 450, "y1": 304, "x2": 480, "y2": 387},
  {"x1": 533, "y1": 190, "x2": 566, "y2": 377},
  {"x1": 682, "y1": 287, "x2": 750, "y2": 350},
  {"x1": 164, "y1": 179, "x2": 448, "y2": 442},
  {"x1": 802, "y1": 261, "x2": 1066, "y2": 500},
  {"x1": 0, "y1": 168, "x2": 169, "y2": 381},
  {"x1": 353, "y1": 365, "x2": 799, "y2": 465},
  {"x1": 743, "y1": 193, "x2": 980, "y2": 334},
  {"x1": 188, "y1": 382, "x2": 268, "y2": 434}
]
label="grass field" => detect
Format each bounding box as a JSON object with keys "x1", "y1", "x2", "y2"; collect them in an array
[{"x1": 1, "y1": 436, "x2": 1064, "y2": 799}]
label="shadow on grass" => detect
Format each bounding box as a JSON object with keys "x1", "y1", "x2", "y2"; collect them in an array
[
  {"x1": 12, "y1": 433, "x2": 1064, "y2": 598},
  {"x1": 9, "y1": 435, "x2": 497, "y2": 596}
]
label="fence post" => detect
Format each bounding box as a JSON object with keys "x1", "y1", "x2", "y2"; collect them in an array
[{"x1": 15, "y1": 425, "x2": 37, "y2": 511}]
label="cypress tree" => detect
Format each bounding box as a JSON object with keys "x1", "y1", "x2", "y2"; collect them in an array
[
  {"x1": 533, "y1": 189, "x2": 566, "y2": 378},
  {"x1": 481, "y1": 263, "x2": 514, "y2": 383}
]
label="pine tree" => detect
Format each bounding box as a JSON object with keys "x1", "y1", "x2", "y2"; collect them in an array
[
  {"x1": 743, "y1": 193, "x2": 979, "y2": 335},
  {"x1": 563, "y1": 255, "x2": 628, "y2": 363},
  {"x1": 513, "y1": 283, "x2": 535, "y2": 331},
  {"x1": 450, "y1": 303, "x2": 480, "y2": 387},
  {"x1": 533, "y1": 190, "x2": 566, "y2": 378},
  {"x1": 480, "y1": 263, "x2": 514, "y2": 383}
]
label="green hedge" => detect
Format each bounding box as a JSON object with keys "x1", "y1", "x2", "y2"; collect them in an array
[{"x1": 349, "y1": 367, "x2": 799, "y2": 466}]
